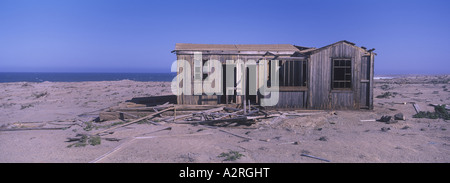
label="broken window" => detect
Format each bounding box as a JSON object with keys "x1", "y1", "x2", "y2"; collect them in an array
[
  {"x1": 278, "y1": 60, "x2": 307, "y2": 87},
  {"x1": 332, "y1": 58, "x2": 352, "y2": 89}
]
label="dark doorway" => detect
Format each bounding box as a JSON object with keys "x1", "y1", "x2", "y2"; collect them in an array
[
  {"x1": 221, "y1": 64, "x2": 236, "y2": 104},
  {"x1": 245, "y1": 67, "x2": 257, "y2": 104}
]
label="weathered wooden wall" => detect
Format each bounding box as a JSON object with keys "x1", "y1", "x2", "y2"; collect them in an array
[
  {"x1": 175, "y1": 41, "x2": 374, "y2": 110},
  {"x1": 360, "y1": 56, "x2": 370, "y2": 109},
  {"x1": 308, "y1": 42, "x2": 367, "y2": 110},
  {"x1": 265, "y1": 91, "x2": 307, "y2": 109},
  {"x1": 176, "y1": 54, "x2": 244, "y2": 105},
  {"x1": 176, "y1": 54, "x2": 308, "y2": 108}
]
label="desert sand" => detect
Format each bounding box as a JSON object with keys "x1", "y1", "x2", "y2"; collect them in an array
[{"x1": 0, "y1": 75, "x2": 449, "y2": 163}]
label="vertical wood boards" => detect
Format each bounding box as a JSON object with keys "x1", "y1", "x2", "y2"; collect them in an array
[
  {"x1": 175, "y1": 41, "x2": 374, "y2": 110},
  {"x1": 360, "y1": 56, "x2": 371, "y2": 108},
  {"x1": 308, "y1": 42, "x2": 367, "y2": 110}
]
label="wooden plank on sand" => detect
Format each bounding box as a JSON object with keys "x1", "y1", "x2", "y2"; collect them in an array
[{"x1": 95, "y1": 107, "x2": 174, "y2": 135}]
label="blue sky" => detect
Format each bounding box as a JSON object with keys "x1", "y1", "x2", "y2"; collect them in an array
[{"x1": 0, "y1": 0, "x2": 449, "y2": 74}]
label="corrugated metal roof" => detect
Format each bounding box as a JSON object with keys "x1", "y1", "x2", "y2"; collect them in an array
[{"x1": 174, "y1": 43, "x2": 300, "y2": 52}]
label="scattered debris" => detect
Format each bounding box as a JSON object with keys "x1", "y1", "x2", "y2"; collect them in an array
[
  {"x1": 103, "y1": 138, "x2": 121, "y2": 142},
  {"x1": 401, "y1": 126, "x2": 410, "y2": 130},
  {"x1": 300, "y1": 153, "x2": 330, "y2": 162},
  {"x1": 360, "y1": 119, "x2": 376, "y2": 122},
  {"x1": 318, "y1": 136, "x2": 328, "y2": 141},
  {"x1": 380, "y1": 84, "x2": 392, "y2": 91},
  {"x1": 95, "y1": 106, "x2": 174, "y2": 135},
  {"x1": 20, "y1": 104, "x2": 34, "y2": 110},
  {"x1": 412, "y1": 103, "x2": 421, "y2": 114},
  {"x1": 32, "y1": 91, "x2": 49, "y2": 99},
  {"x1": 394, "y1": 113, "x2": 406, "y2": 120},
  {"x1": 393, "y1": 102, "x2": 408, "y2": 105},
  {"x1": 216, "y1": 128, "x2": 252, "y2": 141},
  {"x1": 137, "y1": 127, "x2": 172, "y2": 136},
  {"x1": 376, "y1": 92, "x2": 396, "y2": 99},
  {"x1": 381, "y1": 127, "x2": 391, "y2": 132},
  {"x1": 378, "y1": 116, "x2": 397, "y2": 124},
  {"x1": 171, "y1": 107, "x2": 278, "y2": 127},
  {"x1": 279, "y1": 141, "x2": 300, "y2": 145}
]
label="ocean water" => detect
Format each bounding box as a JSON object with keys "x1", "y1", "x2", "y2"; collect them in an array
[{"x1": 0, "y1": 72, "x2": 177, "y2": 83}]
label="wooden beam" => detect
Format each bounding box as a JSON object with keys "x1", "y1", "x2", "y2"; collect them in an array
[
  {"x1": 163, "y1": 107, "x2": 224, "y2": 122},
  {"x1": 0, "y1": 127, "x2": 67, "y2": 131},
  {"x1": 174, "y1": 116, "x2": 248, "y2": 125},
  {"x1": 95, "y1": 107, "x2": 174, "y2": 135},
  {"x1": 114, "y1": 104, "x2": 223, "y2": 112},
  {"x1": 413, "y1": 103, "x2": 421, "y2": 114}
]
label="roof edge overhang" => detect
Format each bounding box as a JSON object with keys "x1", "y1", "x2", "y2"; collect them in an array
[
  {"x1": 173, "y1": 43, "x2": 304, "y2": 52},
  {"x1": 305, "y1": 40, "x2": 375, "y2": 55},
  {"x1": 173, "y1": 50, "x2": 298, "y2": 56},
  {"x1": 172, "y1": 41, "x2": 375, "y2": 56}
]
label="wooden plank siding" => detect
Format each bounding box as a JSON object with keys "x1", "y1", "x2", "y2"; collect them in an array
[
  {"x1": 360, "y1": 56, "x2": 371, "y2": 108},
  {"x1": 174, "y1": 41, "x2": 374, "y2": 110},
  {"x1": 265, "y1": 91, "x2": 307, "y2": 109},
  {"x1": 369, "y1": 52, "x2": 375, "y2": 110},
  {"x1": 308, "y1": 41, "x2": 367, "y2": 110},
  {"x1": 177, "y1": 54, "x2": 247, "y2": 105},
  {"x1": 177, "y1": 54, "x2": 308, "y2": 108}
]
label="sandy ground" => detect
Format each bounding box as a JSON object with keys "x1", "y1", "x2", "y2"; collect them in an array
[{"x1": 0, "y1": 76, "x2": 449, "y2": 163}]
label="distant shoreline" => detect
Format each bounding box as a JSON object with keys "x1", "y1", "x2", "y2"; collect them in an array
[
  {"x1": 0, "y1": 72, "x2": 448, "y2": 83},
  {"x1": 0, "y1": 72, "x2": 176, "y2": 83}
]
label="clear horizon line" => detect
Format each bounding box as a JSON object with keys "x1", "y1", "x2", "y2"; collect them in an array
[{"x1": 0, "y1": 71, "x2": 176, "y2": 74}]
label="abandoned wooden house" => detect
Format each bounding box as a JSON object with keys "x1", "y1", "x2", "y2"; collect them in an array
[{"x1": 172, "y1": 40, "x2": 375, "y2": 110}]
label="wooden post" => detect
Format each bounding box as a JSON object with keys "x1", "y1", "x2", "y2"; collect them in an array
[
  {"x1": 243, "y1": 95, "x2": 247, "y2": 115},
  {"x1": 243, "y1": 64, "x2": 247, "y2": 115},
  {"x1": 248, "y1": 99, "x2": 251, "y2": 113},
  {"x1": 413, "y1": 103, "x2": 421, "y2": 114},
  {"x1": 173, "y1": 106, "x2": 177, "y2": 122}
]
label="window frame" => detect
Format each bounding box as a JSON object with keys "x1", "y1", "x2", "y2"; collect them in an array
[
  {"x1": 331, "y1": 58, "x2": 353, "y2": 91},
  {"x1": 268, "y1": 60, "x2": 308, "y2": 91}
]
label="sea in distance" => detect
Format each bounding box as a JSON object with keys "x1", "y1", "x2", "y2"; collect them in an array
[{"x1": 0, "y1": 72, "x2": 177, "y2": 83}]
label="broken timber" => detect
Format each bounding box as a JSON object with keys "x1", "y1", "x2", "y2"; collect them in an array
[
  {"x1": 175, "y1": 116, "x2": 248, "y2": 125},
  {"x1": 95, "y1": 107, "x2": 174, "y2": 135},
  {"x1": 300, "y1": 154, "x2": 330, "y2": 162},
  {"x1": 163, "y1": 107, "x2": 225, "y2": 122},
  {"x1": 174, "y1": 113, "x2": 280, "y2": 127},
  {"x1": 0, "y1": 127, "x2": 68, "y2": 131},
  {"x1": 99, "y1": 105, "x2": 224, "y2": 121},
  {"x1": 96, "y1": 97, "x2": 280, "y2": 129},
  {"x1": 413, "y1": 103, "x2": 421, "y2": 114}
]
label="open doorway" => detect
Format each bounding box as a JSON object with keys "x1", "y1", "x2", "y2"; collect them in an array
[
  {"x1": 245, "y1": 67, "x2": 257, "y2": 105},
  {"x1": 221, "y1": 64, "x2": 236, "y2": 104}
]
